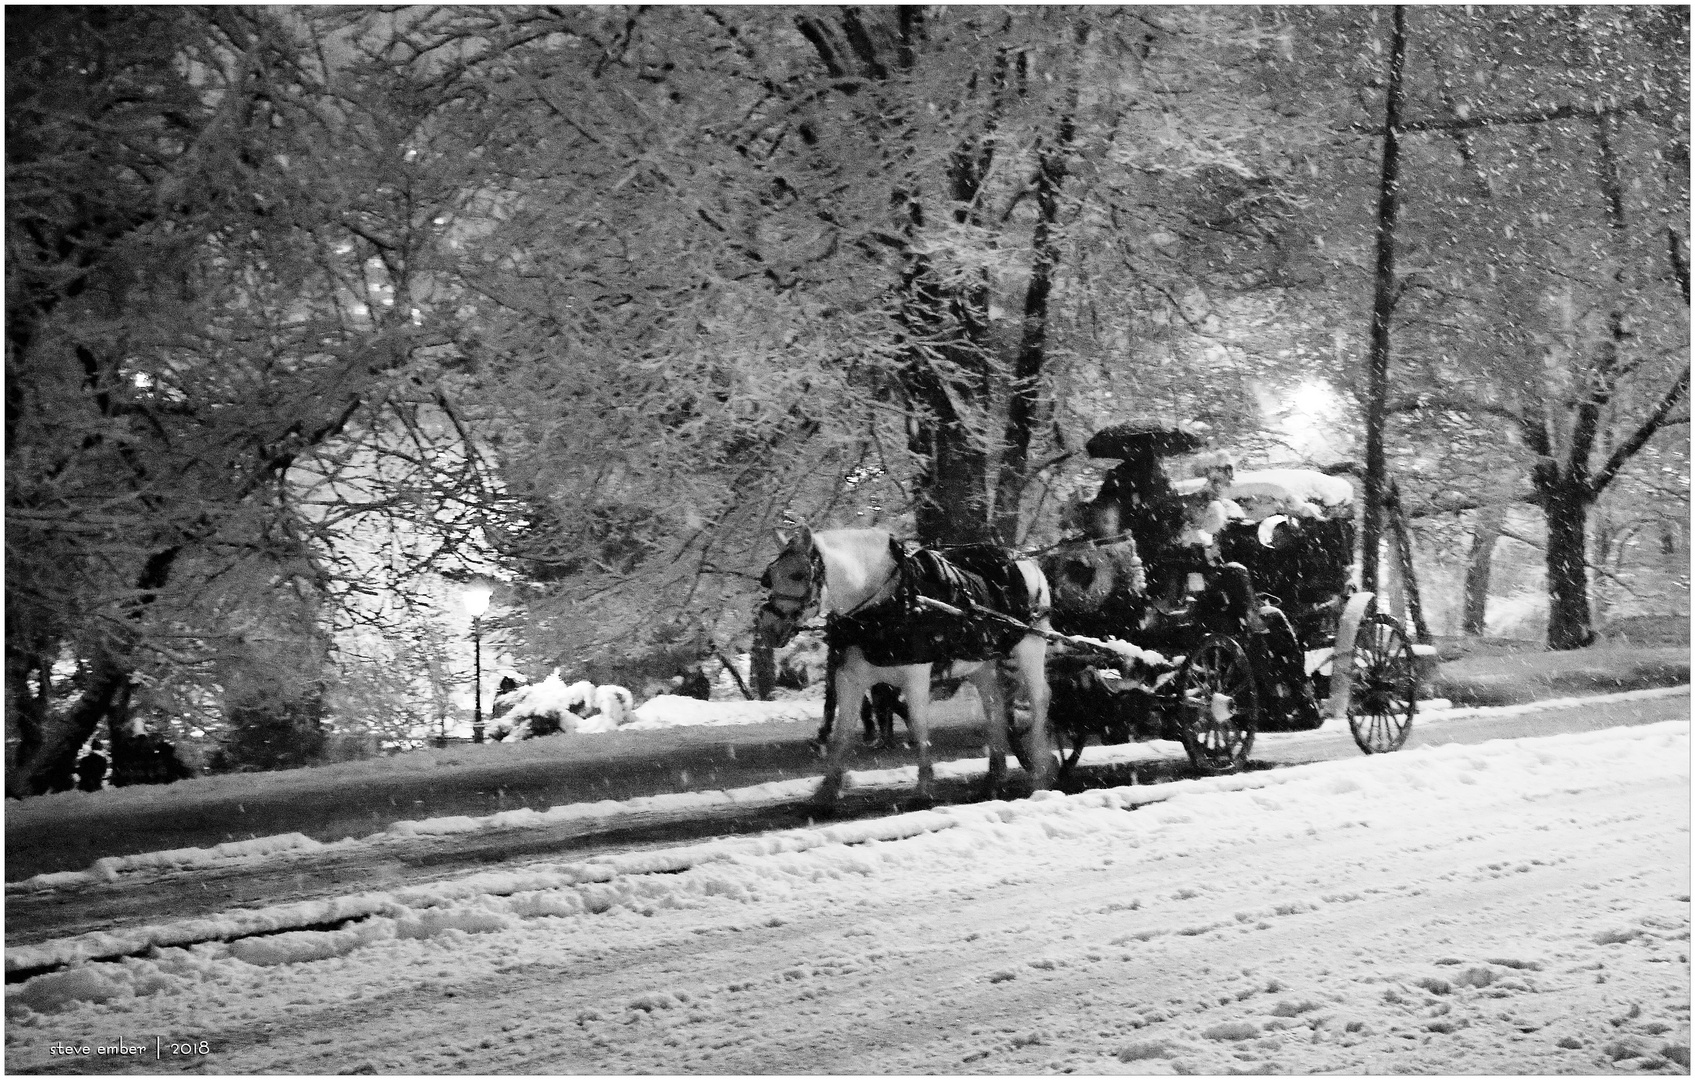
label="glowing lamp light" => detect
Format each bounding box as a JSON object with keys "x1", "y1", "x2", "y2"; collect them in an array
[
  {"x1": 1290, "y1": 381, "x2": 1335, "y2": 417},
  {"x1": 462, "y1": 579, "x2": 493, "y2": 619},
  {"x1": 1282, "y1": 380, "x2": 1345, "y2": 458},
  {"x1": 460, "y1": 579, "x2": 494, "y2": 747}
]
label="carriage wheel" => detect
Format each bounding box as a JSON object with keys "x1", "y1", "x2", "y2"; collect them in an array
[
  {"x1": 1347, "y1": 614, "x2": 1416, "y2": 754},
  {"x1": 1175, "y1": 635, "x2": 1258, "y2": 775}
]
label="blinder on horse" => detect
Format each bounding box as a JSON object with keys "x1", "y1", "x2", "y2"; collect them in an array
[{"x1": 756, "y1": 543, "x2": 822, "y2": 648}]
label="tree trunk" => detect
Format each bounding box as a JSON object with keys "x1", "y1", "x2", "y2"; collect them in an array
[
  {"x1": 751, "y1": 641, "x2": 776, "y2": 702},
  {"x1": 993, "y1": 46, "x2": 1081, "y2": 545},
  {"x1": 1532, "y1": 111, "x2": 1623, "y2": 651},
  {"x1": 9, "y1": 657, "x2": 130, "y2": 797},
  {"x1": 1544, "y1": 483, "x2": 1595, "y2": 650},
  {"x1": 1361, "y1": 5, "x2": 1409, "y2": 593},
  {"x1": 1461, "y1": 504, "x2": 1504, "y2": 636},
  {"x1": 910, "y1": 409, "x2": 994, "y2": 545},
  {"x1": 1385, "y1": 478, "x2": 1431, "y2": 644},
  {"x1": 713, "y1": 648, "x2": 754, "y2": 701},
  {"x1": 795, "y1": 9, "x2": 1009, "y2": 548},
  {"x1": 896, "y1": 185, "x2": 997, "y2": 546},
  {"x1": 7, "y1": 544, "x2": 181, "y2": 796},
  {"x1": 903, "y1": 353, "x2": 995, "y2": 546}
]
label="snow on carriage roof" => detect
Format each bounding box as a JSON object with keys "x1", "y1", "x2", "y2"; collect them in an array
[
  {"x1": 1227, "y1": 468, "x2": 1354, "y2": 506},
  {"x1": 1171, "y1": 468, "x2": 1355, "y2": 512},
  {"x1": 1228, "y1": 468, "x2": 1355, "y2": 509}
]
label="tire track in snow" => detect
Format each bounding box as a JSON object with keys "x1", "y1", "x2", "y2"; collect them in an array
[{"x1": 9, "y1": 721, "x2": 1685, "y2": 1075}]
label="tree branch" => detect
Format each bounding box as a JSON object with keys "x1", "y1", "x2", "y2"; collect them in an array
[
  {"x1": 1588, "y1": 364, "x2": 1691, "y2": 497},
  {"x1": 1670, "y1": 228, "x2": 1690, "y2": 304},
  {"x1": 1347, "y1": 95, "x2": 1650, "y2": 136}
]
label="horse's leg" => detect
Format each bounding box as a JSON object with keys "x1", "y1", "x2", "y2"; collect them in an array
[
  {"x1": 896, "y1": 665, "x2": 935, "y2": 802},
  {"x1": 868, "y1": 685, "x2": 901, "y2": 748},
  {"x1": 860, "y1": 688, "x2": 883, "y2": 747},
  {"x1": 1013, "y1": 634, "x2": 1055, "y2": 790},
  {"x1": 969, "y1": 664, "x2": 1011, "y2": 799},
  {"x1": 815, "y1": 652, "x2": 873, "y2": 807},
  {"x1": 888, "y1": 689, "x2": 907, "y2": 747},
  {"x1": 815, "y1": 642, "x2": 841, "y2": 751}
]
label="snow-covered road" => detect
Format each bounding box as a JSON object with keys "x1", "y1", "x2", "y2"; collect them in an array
[{"x1": 5, "y1": 717, "x2": 1688, "y2": 1074}]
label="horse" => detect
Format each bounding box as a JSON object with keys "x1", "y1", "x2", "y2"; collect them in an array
[{"x1": 756, "y1": 525, "x2": 1056, "y2": 806}]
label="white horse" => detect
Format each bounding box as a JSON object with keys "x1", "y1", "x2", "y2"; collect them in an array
[{"x1": 756, "y1": 525, "x2": 1055, "y2": 806}]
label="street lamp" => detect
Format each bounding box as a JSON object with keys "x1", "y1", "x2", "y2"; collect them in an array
[{"x1": 463, "y1": 579, "x2": 493, "y2": 744}]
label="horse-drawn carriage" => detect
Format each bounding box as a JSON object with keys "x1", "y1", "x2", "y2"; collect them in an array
[
  {"x1": 1030, "y1": 421, "x2": 1417, "y2": 776},
  {"x1": 756, "y1": 420, "x2": 1418, "y2": 807}
]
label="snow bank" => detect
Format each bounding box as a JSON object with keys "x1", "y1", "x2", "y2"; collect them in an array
[
  {"x1": 624, "y1": 695, "x2": 820, "y2": 730},
  {"x1": 4, "y1": 694, "x2": 832, "y2": 839}
]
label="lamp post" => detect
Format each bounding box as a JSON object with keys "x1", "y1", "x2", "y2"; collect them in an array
[{"x1": 463, "y1": 579, "x2": 493, "y2": 744}]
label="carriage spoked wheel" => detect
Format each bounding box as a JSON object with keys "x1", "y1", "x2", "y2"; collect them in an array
[
  {"x1": 1175, "y1": 634, "x2": 1258, "y2": 775},
  {"x1": 1346, "y1": 613, "x2": 1417, "y2": 754}
]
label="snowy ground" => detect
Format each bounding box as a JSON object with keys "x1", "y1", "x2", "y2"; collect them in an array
[{"x1": 3, "y1": 701, "x2": 1688, "y2": 1074}]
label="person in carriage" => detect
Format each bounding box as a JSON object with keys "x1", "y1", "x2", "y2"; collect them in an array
[
  {"x1": 1047, "y1": 420, "x2": 1340, "y2": 735},
  {"x1": 1049, "y1": 421, "x2": 1216, "y2": 637}
]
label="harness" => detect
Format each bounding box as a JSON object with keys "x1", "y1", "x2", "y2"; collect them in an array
[
  {"x1": 756, "y1": 547, "x2": 827, "y2": 648},
  {"x1": 827, "y1": 539, "x2": 1038, "y2": 667}
]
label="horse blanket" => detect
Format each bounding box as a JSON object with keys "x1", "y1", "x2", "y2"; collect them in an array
[{"x1": 826, "y1": 539, "x2": 1037, "y2": 667}]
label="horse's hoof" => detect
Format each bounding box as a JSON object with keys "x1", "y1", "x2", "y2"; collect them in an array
[{"x1": 813, "y1": 775, "x2": 844, "y2": 806}]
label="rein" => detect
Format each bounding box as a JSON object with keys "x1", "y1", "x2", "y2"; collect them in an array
[{"x1": 1018, "y1": 530, "x2": 1136, "y2": 559}]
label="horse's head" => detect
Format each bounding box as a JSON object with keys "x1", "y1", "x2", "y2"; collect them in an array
[{"x1": 756, "y1": 525, "x2": 821, "y2": 649}]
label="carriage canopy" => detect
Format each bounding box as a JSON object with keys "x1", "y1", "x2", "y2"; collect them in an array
[{"x1": 1084, "y1": 420, "x2": 1208, "y2": 461}]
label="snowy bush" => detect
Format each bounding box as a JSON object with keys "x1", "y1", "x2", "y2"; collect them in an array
[
  {"x1": 490, "y1": 678, "x2": 634, "y2": 740},
  {"x1": 489, "y1": 675, "x2": 593, "y2": 740},
  {"x1": 775, "y1": 637, "x2": 828, "y2": 690},
  {"x1": 592, "y1": 685, "x2": 634, "y2": 726}
]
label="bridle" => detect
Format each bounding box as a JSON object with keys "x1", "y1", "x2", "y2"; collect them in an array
[{"x1": 756, "y1": 545, "x2": 824, "y2": 648}]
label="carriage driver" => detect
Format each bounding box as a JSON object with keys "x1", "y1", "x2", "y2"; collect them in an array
[
  {"x1": 1086, "y1": 442, "x2": 1242, "y2": 606},
  {"x1": 1085, "y1": 446, "x2": 1188, "y2": 564}
]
